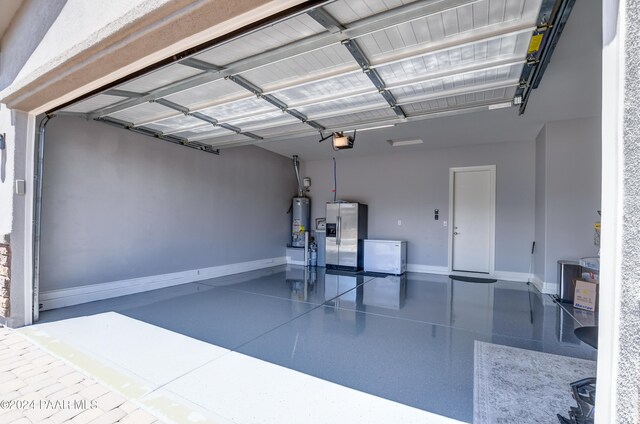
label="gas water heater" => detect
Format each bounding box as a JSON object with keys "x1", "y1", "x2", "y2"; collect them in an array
[
  {"x1": 291, "y1": 197, "x2": 310, "y2": 247},
  {"x1": 291, "y1": 155, "x2": 310, "y2": 247}
]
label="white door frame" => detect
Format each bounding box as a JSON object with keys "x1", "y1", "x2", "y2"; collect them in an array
[
  {"x1": 448, "y1": 165, "x2": 496, "y2": 276},
  {"x1": 594, "y1": 1, "x2": 622, "y2": 421}
]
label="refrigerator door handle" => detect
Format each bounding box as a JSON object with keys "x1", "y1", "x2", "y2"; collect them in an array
[{"x1": 336, "y1": 215, "x2": 341, "y2": 246}]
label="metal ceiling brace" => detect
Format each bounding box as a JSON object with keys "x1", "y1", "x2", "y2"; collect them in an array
[
  {"x1": 127, "y1": 96, "x2": 261, "y2": 128},
  {"x1": 308, "y1": 6, "x2": 407, "y2": 119},
  {"x1": 82, "y1": 0, "x2": 480, "y2": 121},
  {"x1": 394, "y1": 79, "x2": 519, "y2": 107},
  {"x1": 178, "y1": 58, "x2": 224, "y2": 72},
  {"x1": 341, "y1": 39, "x2": 406, "y2": 119},
  {"x1": 151, "y1": 98, "x2": 264, "y2": 140},
  {"x1": 258, "y1": 24, "x2": 533, "y2": 95},
  {"x1": 152, "y1": 98, "x2": 190, "y2": 114},
  {"x1": 103, "y1": 89, "x2": 147, "y2": 98},
  {"x1": 49, "y1": 0, "x2": 547, "y2": 149},
  {"x1": 84, "y1": 14, "x2": 533, "y2": 129},
  {"x1": 89, "y1": 54, "x2": 521, "y2": 142},
  {"x1": 173, "y1": 77, "x2": 518, "y2": 143},
  {"x1": 194, "y1": 98, "x2": 517, "y2": 149},
  {"x1": 177, "y1": 76, "x2": 515, "y2": 143},
  {"x1": 191, "y1": 84, "x2": 517, "y2": 146},
  {"x1": 280, "y1": 55, "x2": 524, "y2": 110},
  {"x1": 99, "y1": 116, "x2": 221, "y2": 154},
  {"x1": 226, "y1": 74, "x2": 325, "y2": 131},
  {"x1": 127, "y1": 36, "x2": 529, "y2": 129},
  {"x1": 160, "y1": 124, "x2": 212, "y2": 135}
]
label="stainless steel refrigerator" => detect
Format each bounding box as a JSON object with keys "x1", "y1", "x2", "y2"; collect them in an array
[{"x1": 325, "y1": 202, "x2": 368, "y2": 271}]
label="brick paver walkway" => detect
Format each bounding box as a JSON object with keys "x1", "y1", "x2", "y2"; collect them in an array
[{"x1": 0, "y1": 326, "x2": 164, "y2": 423}]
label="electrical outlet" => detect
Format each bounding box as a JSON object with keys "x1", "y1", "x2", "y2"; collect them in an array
[
  {"x1": 397, "y1": 219, "x2": 402, "y2": 226},
  {"x1": 443, "y1": 221, "x2": 448, "y2": 227}
]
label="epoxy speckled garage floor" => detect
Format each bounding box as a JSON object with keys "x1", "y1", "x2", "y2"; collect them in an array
[{"x1": 29, "y1": 266, "x2": 596, "y2": 423}]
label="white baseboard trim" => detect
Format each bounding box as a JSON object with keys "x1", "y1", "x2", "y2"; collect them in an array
[
  {"x1": 40, "y1": 256, "x2": 287, "y2": 311},
  {"x1": 406, "y1": 264, "x2": 449, "y2": 274},
  {"x1": 492, "y1": 271, "x2": 531, "y2": 283},
  {"x1": 531, "y1": 275, "x2": 557, "y2": 294},
  {"x1": 406, "y1": 265, "x2": 531, "y2": 283}
]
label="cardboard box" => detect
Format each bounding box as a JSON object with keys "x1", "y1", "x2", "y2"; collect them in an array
[{"x1": 574, "y1": 279, "x2": 598, "y2": 311}]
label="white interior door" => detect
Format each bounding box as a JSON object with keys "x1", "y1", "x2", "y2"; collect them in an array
[{"x1": 450, "y1": 166, "x2": 495, "y2": 274}]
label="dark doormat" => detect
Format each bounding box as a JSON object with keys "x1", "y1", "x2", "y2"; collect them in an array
[
  {"x1": 574, "y1": 326, "x2": 598, "y2": 349},
  {"x1": 357, "y1": 271, "x2": 393, "y2": 278},
  {"x1": 449, "y1": 275, "x2": 497, "y2": 283}
]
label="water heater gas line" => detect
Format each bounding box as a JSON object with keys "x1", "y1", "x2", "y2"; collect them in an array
[{"x1": 304, "y1": 232, "x2": 309, "y2": 267}]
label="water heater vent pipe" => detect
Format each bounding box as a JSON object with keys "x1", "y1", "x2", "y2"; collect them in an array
[{"x1": 292, "y1": 155, "x2": 303, "y2": 197}]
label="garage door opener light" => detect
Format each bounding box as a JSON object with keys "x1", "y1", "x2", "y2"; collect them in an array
[
  {"x1": 332, "y1": 131, "x2": 355, "y2": 150},
  {"x1": 318, "y1": 130, "x2": 357, "y2": 150}
]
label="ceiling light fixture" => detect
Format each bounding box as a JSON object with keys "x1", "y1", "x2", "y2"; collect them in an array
[
  {"x1": 488, "y1": 102, "x2": 513, "y2": 110},
  {"x1": 345, "y1": 124, "x2": 396, "y2": 133},
  {"x1": 387, "y1": 138, "x2": 423, "y2": 147}
]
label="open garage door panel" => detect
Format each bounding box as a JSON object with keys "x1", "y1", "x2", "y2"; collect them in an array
[{"x1": 53, "y1": 0, "x2": 570, "y2": 153}]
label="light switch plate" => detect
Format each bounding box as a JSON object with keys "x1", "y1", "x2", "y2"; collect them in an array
[{"x1": 15, "y1": 180, "x2": 25, "y2": 195}]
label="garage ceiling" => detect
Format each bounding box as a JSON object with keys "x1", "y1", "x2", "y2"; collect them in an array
[{"x1": 56, "y1": 0, "x2": 555, "y2": 153}]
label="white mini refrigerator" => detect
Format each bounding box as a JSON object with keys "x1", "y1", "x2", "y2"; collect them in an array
[{"x1": 364, "y1": 240, "x2": 407, "y2": 275}]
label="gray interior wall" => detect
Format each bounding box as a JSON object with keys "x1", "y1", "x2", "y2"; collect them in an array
[
  {"x1": 543, "y1": 117, "x2": 602, "y2": 284},
  {"x1": 301, "y1": 140, "x2": 535, "y2": 273},
  {"x1": 534, "y1": 126, "x2": 547, "y2": 281},
  {"x1": 40, "y1": 116, "x2": 295, "y2": 291}
]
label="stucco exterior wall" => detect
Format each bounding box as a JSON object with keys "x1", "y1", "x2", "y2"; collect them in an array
[
  {"x1": 0, "y1": 0, "x2": 304, "y2": 113},
  {"x1": 598, "y1": 0, "x2": 640, "y2": 422},
  {"x1": 618, "y1": 0, "x2": 640, "y2": 420},
  {"x1": 0, "y1": 105, "x2": 16, "y2": 236},
  {"x1": 2, "y1": 111, "x2": 34, "y2": 328},
  {"x1": 0, "y1": 0, "x2": 148, "y2": 91}
]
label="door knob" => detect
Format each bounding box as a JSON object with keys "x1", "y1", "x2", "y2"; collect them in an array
[{"x1": 453, "y1": 231, "x2": 461, "y2": 235}]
